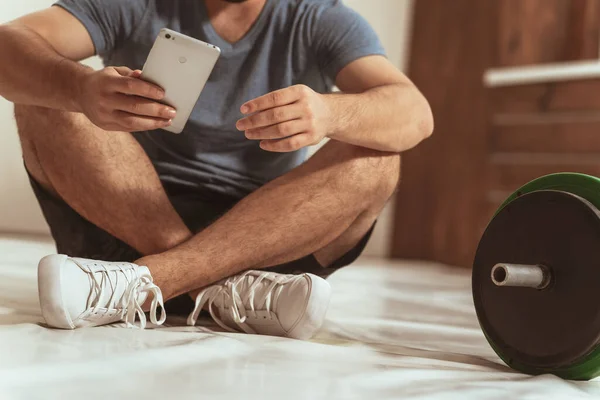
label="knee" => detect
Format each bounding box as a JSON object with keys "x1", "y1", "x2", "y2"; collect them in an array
[
  {"x1": 14, "y1": 104, "x2": 81, "y2": 140},
  {"x1": 377, "y1": 153, "x2": 402, "y2": 200},
  {"x1": 15, "y1": 104, "x2": 57, "y2": 127},
  {"x1": 343, "y1": 145, "x2": 401, "y2": 201}
]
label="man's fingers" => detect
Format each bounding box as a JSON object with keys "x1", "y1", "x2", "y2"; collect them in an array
[
  {"x1": 113, "y1": 94, "x2": 176, "y2": 119},
  {"x1": 245, "y1": 120, "x2": 307, "y2": 140},
  {"x1": 113, "y1": 110, "x2": 172, "y2": 132},
  {"x1": 112, "y1": 76, "x2": 165, "y2": 100},
  {"x1": 241, "y1": 85, "x2": 306, "y2": 114},
  {"x1": 236, "y1": 103, "x2": 304, "y2": 131},
  {"x1": 113, "y1": 67, "x2": 142, "y2": 78},
  {"x1": 259, "y1": 133, "x2": 315, "y2": 153},
  {"x1": 112, "y1": 66, "x2": 133, "y2": 76}
]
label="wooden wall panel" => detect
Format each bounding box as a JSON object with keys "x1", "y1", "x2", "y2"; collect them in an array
[
  {"x1": 491, "y1": 121, "x2": 600, "y2": 153},
  {"x1": 491, "y1": 80, "x2": 600, "y2": 114},
  {"x1": 497, "y1": 0, "x2": 600, "y2": 66},
  {"x1": 394, "y1": 0, "x2": 600, "y2": 268},
  {"x1": 568, "y1": 0, "x2": 600, "y2": 60},
  {"x1": 487, "y1": 77, "x2": 600, "y2": 215},
  {"x1": 392, "y1": 0, "x2": 494, "y2": 266}
]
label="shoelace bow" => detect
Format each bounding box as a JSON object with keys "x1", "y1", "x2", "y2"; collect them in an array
[
  {"x1": 77, "y1": 261, "x2": 166, "y2": 329},
  {"x1": 187, "y1": 271, "x2": 305, "y2": 334}
]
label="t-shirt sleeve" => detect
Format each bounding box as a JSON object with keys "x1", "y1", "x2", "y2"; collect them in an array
[
  {"x1": 53, "y1": 0, "x2": 149, "y2": 57},
  {"x1": 311, "y1": 1, "x2": 387, "y2": 82}
]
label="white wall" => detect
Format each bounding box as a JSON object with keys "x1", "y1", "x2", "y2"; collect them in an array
[
  {"x1": 345, "y1": 0, "x2": 413, "y2": 71},
  {"x1": 0, "y1": 0, "x2": 414, "y2": 257},
  {"x1": 0, "y1": 1, "x2": 55, "y2": 234}
]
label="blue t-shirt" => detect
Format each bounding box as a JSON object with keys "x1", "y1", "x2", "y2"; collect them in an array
[{"x1": 55, "y1": 0, "x2": 386, "y2": 199}]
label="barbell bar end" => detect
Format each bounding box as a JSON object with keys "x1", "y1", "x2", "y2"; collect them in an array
[{"x1": 491, "y1": 263, "x2": 551, "y2": 290}]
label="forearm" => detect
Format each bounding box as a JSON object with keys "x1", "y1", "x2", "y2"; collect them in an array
[
  {"x1": 0, "y1": 23, "x2": 90, "y2": 111},
  {"x1": 326, "y1": 83, "x2": 433, "y2": 153}
]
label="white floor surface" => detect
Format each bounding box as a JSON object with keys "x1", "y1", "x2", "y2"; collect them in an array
[{"x1": 1, "y1": 235, "x2": 599, "y2": 399}]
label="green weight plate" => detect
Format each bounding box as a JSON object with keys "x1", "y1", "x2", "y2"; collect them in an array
[
  {"x1": 474, "y1": 173, "x2": 600, "y2": 380},
  {"x1": 496, "y1": 173, "x2": 600, "y2": 217}
]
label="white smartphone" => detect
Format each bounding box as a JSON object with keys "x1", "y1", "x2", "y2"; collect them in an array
[{"x1": 141, "y1": 28, "x2": 221, "y2": 134}]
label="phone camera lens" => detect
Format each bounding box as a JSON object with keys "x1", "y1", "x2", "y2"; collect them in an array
[{"x1": 165, "y1": 34, "x2": 171, "y2": 39}]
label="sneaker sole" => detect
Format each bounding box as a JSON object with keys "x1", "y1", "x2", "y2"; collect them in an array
[
  {"x1": 38, "y1": 254, "x2": 76, "y2": 329},
  {"x1": 286, "y1": 274, "x2": 332, "y2": 340}
]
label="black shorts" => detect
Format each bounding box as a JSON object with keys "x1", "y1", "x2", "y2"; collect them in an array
[{"x1": 28, "y1": 171, "x2": 374, "y2": 314}]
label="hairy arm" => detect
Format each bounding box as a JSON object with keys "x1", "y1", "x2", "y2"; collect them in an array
[
  {"x1": 0, "y1": 7, "x2": 95, "y2": 111},
  {"x1": 237, "y1": 56, "x2": 433, "y2": 153},
  {"x1": 325, "y1": 56, "x2": 434, "y2": 152},
  {"x1": 0, "y1": 7, "x2": 175, "y2": 132}
]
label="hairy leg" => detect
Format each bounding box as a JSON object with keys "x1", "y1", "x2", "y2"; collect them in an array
[
  {"x1": 14, "y1": 105, "x2": 192, "y2": 255},
  {"x1": 138, "y1": 141, "x2": 401, "y2": 300}
]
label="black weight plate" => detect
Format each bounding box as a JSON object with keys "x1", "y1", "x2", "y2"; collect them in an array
[{"x1": 473, "y1": 190, "x2": 600, "y2": 369}]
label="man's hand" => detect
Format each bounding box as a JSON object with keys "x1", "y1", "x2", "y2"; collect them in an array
[
  {"x1": 237, "y1": 85, "x2": 333, "y2": 152},
  {"x1": 77, "y1": 67, "x2": 177, "y2": 132}
]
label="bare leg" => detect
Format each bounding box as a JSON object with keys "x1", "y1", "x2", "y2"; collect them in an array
[
  {"x1": 14, "y1": 105, "x2": 192, "y2": 255},
  {"x1": 17, "y1": 105, "x2": 398, "y2": 304},
  {"x1": 138, "y1": 141, "x2": 401, "y2": 300}
]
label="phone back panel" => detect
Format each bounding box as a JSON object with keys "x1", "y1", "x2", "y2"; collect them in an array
[{"x1": 142, "y1": 29, "x2": 221, "y2": 133}]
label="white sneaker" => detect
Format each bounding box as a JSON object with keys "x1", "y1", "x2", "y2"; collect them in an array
[
  {"x1": 38, "y1": 254, "x2": 166, "y2": 329},
  {"x1": 187, "y1": 270, "x2": 331, "y2": 340}
]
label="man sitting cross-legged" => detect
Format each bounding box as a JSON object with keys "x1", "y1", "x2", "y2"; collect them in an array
[{"x1": 0, "y1": 0, "x2": 433, "y2": 339}]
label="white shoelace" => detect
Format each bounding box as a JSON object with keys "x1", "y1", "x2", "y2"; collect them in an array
[
  {"x1": 187, "y1": 271, "x2": 305, "y2": 333},
  {"x1": 76, "y1": 261, "x2": 166, "y2": 329}
]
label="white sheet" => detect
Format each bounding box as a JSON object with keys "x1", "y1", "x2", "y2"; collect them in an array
[{"x1": 0, "y1": 235, "x2": 599, "y2": 399}]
